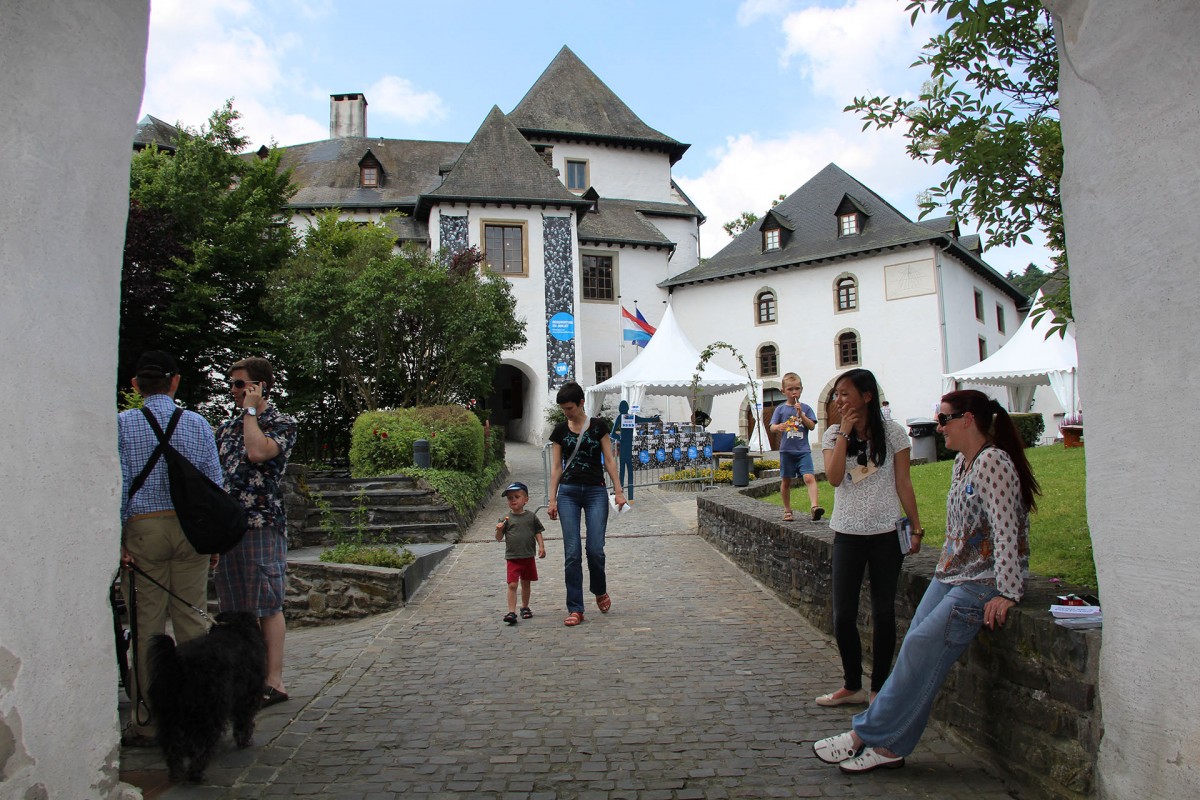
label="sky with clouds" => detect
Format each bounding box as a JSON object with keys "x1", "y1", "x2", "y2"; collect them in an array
[{"x1": 141, "y1": 0, "x2": 1049, "y2": 276}]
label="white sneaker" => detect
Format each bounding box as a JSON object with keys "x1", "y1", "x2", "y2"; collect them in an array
[
  {"x1": 813, "y1": 732, "x2": 861, "y2": 764},
  {"x1": 815, "y1": 688, "x2": 869, "y2": 706},
  {"x1": 838, "y1": 747, "x2": 905, "y2": 774}
]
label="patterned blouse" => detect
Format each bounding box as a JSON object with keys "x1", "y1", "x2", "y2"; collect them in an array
[
  {"x1": 936, "y1": 446, "x2": 1030, "y2": 601},
  {"x1": 822, "y1": 420, "x2": 911, "y2": 535},
  {"x1": 215, "y1": 403, "x2": 298, "y2": 530}
]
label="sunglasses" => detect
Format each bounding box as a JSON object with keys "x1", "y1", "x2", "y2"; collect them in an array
[
  {"x1": 230, "y1": 379, "x2": 261, "y2": 389},
  {"x1": 937, "y1": 411, "x2": 967, "y2": 426}
]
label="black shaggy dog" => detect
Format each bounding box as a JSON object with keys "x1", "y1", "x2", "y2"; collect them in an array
[{"x1": 147, "y1": 611, "x2": 267, "y2": 783}]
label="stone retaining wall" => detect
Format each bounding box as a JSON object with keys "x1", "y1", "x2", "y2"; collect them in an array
[
  {"x1": 285, "y1": 560, "x2": 407, "y2": 627},
  {"x1": 698, "y1": 480, "x2": 1101, "y2": 800}
]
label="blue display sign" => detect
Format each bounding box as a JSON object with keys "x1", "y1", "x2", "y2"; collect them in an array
[
  {"x1": 639, "y1": 450, "x2": 650, "y2": 464},
  {"x1": 673, "y1": 447, "x2": 682, "y2": 461},
  {"x1": 548, "y1": 312, "x2": 575, "y2": 341},
  {"x1": 553, "y1": 362, "x2": 569, "y2": 376},
  {"x1": 656, "y1": 448, "x2": 667, "y2": 463},
  {"x1": 688, "y1": 445, "x2": 698, "y2": 459},
  {"x1": 703, "y1": 445, "x2": 713, "y2": 458}
]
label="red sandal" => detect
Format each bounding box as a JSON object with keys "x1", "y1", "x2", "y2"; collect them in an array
[
  {"x1": 595, "y1": 593, "x2": 612, "y2": 614},
  {"x1": 564, "y1": 612, "x2": 584, "y2": 627}
]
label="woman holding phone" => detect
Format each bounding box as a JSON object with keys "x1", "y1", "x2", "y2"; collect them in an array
[{"x1": 818, "y1": 368, "x2": 922, "y2": 707}]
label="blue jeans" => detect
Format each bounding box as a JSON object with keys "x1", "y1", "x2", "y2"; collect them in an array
[
  {"x1": 852, "y1": 579, "x2": 998, "y2": 756},
  {"x1": 556, "y1": 483, "x2": 609, "y2": 613}
]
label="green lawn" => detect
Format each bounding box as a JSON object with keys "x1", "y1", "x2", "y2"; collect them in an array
[{"x1": 762, "y1": 444, "x2": 1095, "y2": 587}]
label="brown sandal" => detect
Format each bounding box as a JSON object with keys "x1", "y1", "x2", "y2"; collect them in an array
[
  {"x1": 783, "y1": 510, "x2": 794, "y2": 521},
  {"x1": 564, "y1": 612, "x2": 584, "y2": 627},
  {"x1": 596, "y1": 593, "x2": 612, "y2": 614}
]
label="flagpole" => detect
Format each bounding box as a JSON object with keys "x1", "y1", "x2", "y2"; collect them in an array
[{"x1": 617, "y1": 294, "x2": 624, "y2": 371}]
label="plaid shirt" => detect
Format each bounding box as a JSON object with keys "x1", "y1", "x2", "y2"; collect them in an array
[
  {"x1": 118, "y1": 393, "x2": 223, "y2": 521},
  {"x1": 215, "y1": 403, "x2": 297, "y2": 529}
]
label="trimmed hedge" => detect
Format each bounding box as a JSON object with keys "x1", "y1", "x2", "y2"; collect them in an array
[
  {"x1": 1010, "y1": 413, "x2": 1046, "y2": 448},
  {"x1": 350, "y1": 406, "x2": 484, "y2": 477}
]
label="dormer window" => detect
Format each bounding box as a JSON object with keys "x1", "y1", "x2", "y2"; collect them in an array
[
  {"x1": 358, "y1": 151, "x2": 383, "y2": 188},
  {"x1": 839, "y1": 213, "x2": 859, "y2": 236},
  {"x1": 835, "y1": 194, "x2": 869, "y2": 237},
  {"x1": 763, "y1": 229, "x2": 781, "y2": 251}
]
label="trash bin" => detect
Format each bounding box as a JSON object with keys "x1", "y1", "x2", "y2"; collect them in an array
[
  {"x1": 413, "y1": 438, "x2": 431, "y2": 469},
  {"x1": 732, "y1": 445, "x2": 751, "y2": 487},
  {"x1": 906, "y1": 418, "x2": 938, "y2": 463}
]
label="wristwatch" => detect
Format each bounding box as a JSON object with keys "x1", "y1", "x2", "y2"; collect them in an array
[{"x1": 243, "y1": 406, "x2": 257, "y2": 417}]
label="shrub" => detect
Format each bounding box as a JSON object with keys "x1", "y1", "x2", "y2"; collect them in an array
[
  {"x1": 319, "y1": 543, "x2": 415, "y2": 569},
  {"x1": 350, "y1": 406, "x2": 483, "y2": 477},
  {"x1": 405, "y1": 461, "x2": 505, "y2": 516},
  {"x1": 485, "y1": 424, "x2": 506, "y2": 467},
  {"x1": 1010, "y1": 413, "x2": 1046, "y2": 448},
  {"x1": 659, "y1": 467, "x2": 733, "y2": 485},
  {"x1": 753, "y1": 459, "x2": 780, "y2": 472}
]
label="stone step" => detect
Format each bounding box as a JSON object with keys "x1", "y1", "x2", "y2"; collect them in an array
[
  {"x1": 309, "y1": 521, "x2": 460, "y2": 545},
  {"x1": 308, "y1": 487, "x2": 437, "y2": 507},
  {"x1": 305, "y1": 475, "x2": 418, "y2": 493},
  {"x1": 305, "y1": 504, "x2": 454, "y2": 526}
]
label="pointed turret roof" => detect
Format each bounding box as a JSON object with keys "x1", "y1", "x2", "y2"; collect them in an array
[
  {"x1": 509, "y1": 46, "x2": 689, "y2": 164},
  {"x1": 420, "y1": 106, "x2": 591, "y2": 215}
]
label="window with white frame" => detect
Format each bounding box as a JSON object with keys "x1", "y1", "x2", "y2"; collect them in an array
[
  {"x1": 839, "y1": 213, "x2": 859, "y2": 236},
  {"x1": 763, "y1": 228, "x2": 781, "y2": 250}
]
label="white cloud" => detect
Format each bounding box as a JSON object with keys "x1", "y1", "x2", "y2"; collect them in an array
[
  {"x1": 737, "y1": 0, "x2": 794, "y2": 26},
  {"x1": 678, "y1": 119, "x2": 943, "y2": 259},
  {"x1": 364, "y1": 76, "x2": 446, "y2": 126},
  {"x1": 776, "y1": 0, "x2": 939, "y2": 101},
  {"x1": 142, "y1": 0, "x2": 322, "y2": 148}
]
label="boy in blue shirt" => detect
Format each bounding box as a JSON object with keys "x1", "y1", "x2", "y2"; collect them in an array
[{"x1": 769, "y1": 372, "x2": 825, "y2": 522}]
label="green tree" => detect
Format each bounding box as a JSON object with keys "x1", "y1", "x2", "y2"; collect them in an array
[
  {"x1": 723, "y1": 194, "x2": 787, "y2": 238},
  {"x1": 269, "y1": 212, "x2": 527, "y2": 415},
  {"x1": 846, "y1": 0, "x2": 1070, "y2": 326},
  {"x1": 1005, "y1": 263, "x2": 1050, "y2": 297},
  {"x1": 119, "y1": 101, "x2": 296, "y2": 409}
]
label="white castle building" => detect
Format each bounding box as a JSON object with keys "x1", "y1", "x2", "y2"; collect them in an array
[{"x1": 271, "y1": 46, "x2": 1032, "y2": 444}]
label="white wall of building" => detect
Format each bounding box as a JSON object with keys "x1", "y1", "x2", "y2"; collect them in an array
[
  {"x1": 547, "y1": 142, "x2": 674, "y2": 203},
  {"x1": 0, "y1": 2, "x2": 149, "y2": 798},
  {"x1": 1046, "y1": 3, "x2": 1200, "y2": 798}
]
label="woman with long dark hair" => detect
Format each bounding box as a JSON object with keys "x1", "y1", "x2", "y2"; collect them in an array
[
  {"x1": 818, "y1": 368, "x2": 923, "y2": 707},
  {"x1": 814, "y1": 389, "x2": 1040, "y2": 773}
]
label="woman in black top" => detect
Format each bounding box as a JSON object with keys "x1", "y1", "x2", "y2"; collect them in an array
[{"x1": 548, "y1": 382, "x2": 626, "y2": 626}]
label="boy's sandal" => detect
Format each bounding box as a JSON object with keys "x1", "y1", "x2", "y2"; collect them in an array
[
  {"x1": 503, "y1": 612, "x2": 518, "y2": 625},
  {"x1": 811, "y1": 506, "x2": 825, "y2": 522},
  {"x1": 595, "y1": 593, "x2": 611, "y2": 614},
  {"x1": 564, "y1": 612, "x2": 584, "y2": 627},
  {"x1": 520, "y1": 607, "x2": 533, "y2": 619},
  {"x1": 782, "y1": 510, "x2": 794, "y2": 521}
]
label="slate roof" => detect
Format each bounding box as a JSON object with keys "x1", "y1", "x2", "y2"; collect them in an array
[
  {"x1": 509, "y1": 46, "x2": 690, "y2": 164},
  {"x1": 662, "y1": 163, "x2": 1025, "y2": 303},
  {"x1": 577, "y1": 198, "x2": 675, "y2": 249},
  {"x1": 419, "y1": 106, "x2": 591, "y2": 215},
  {"x1": 134, "y1": 114, "x2": 181, "y2": 152},
  {"x1": 277, "y1": 137, "x2": 465, "y2": 208}
]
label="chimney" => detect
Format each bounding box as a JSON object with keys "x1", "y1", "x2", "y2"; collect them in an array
[{"x1": 330, "y1": 93, "x2": 368, "y2": 138}]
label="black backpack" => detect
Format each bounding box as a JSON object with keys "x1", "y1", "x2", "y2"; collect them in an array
[{"x1": 127, "y1": 407, "x2": 248, "y2": 555}]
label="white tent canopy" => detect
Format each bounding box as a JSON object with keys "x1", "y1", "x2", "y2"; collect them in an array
[
  {"x1": 944, "y1": 290, "x2": 1080, "y2": 415},
  {"x1": 585, "y1": 304, "x2": 752, "y2": 417}
]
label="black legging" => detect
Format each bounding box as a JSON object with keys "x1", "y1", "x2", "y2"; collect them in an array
[{"x1": 831, "y1": 530, "x2": 904, "y2": 693}]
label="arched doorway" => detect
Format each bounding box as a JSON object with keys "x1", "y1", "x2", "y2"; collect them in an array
[{"x1": 485, "y1": 364, "x2": 527, "y2": 440}]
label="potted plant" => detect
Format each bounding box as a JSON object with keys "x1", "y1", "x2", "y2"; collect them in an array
[{"x1": 1060, "y1": 411, "x2": 1084, "y2": 448}]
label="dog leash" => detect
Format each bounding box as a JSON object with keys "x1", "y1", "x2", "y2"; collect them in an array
[
  {"x1": 124, "y1": 562, "x2": 212, "y2": 728},
  {"x1": 126, "y1": 561, "x2": 211, "y2": 621}
]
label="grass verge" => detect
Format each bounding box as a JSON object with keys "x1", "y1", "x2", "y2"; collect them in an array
[{"x1": 761, "y1": 444, "x2": 1094, "y2": 587}]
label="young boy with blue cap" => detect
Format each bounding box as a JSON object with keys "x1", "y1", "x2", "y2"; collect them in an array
[{"x1": 495, "y1": 482, "x2": 546, "y2": 624}]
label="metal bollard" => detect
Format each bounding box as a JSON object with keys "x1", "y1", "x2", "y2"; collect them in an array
[
  {"x1": 413, "y1": 438, "x2": 431, "y2": 469},
  {"x1": 732, "y1": 445, "x2": 750, "y2": 487}
]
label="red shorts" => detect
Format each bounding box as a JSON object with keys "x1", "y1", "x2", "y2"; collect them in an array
[{"x1": 506, "y1": 557, "x2": 538, "y2": 584}]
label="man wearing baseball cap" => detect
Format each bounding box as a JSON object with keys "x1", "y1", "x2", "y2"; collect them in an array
[{"x1": 117, "y1": 350, "x2": 223, "y2": 746}]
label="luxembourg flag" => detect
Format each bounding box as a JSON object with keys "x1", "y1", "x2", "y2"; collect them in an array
[{"x1": 622, "y1": 306, "x2": 656, "y2": 347}]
